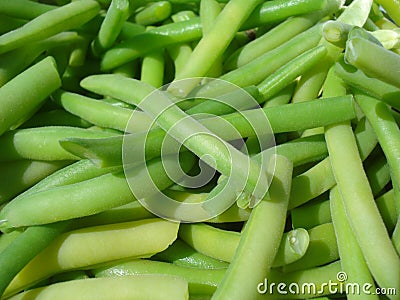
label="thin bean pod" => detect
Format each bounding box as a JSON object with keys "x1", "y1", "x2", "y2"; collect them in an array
[
  {"x1": 365, "y1": 154, "x2": 391, "y2": 196},
  {"x1": 330, "y1": 187, "x2": 378, "y2": 300},
  {"x1": 140, "y1": 49, "x2": 165, "y2": 88},
  {"x1": 135, "y1": 1, "x2": 172, "y2": 26},
  {"x1": 0, "y1": 126, "x2": 117, "y2": 162},
  {"x1": 0, "y1": 0, "x2": 100, "y2": 55},
  {"x1": 92, "y1": 0, "x2": 131, "y2": 55},
  {"x1": 355, "y1": 92, "x2": 400, "y2": 213},
  {"x1": 374, "y1": 0, "x2": 400, "y2": 25},
  {"x1": 323, "y1": 68, "x2": 400, "y2": 295},
  {"x1": 3, "y1": 219, "x2": 180, "y2": 298},
  {"x1": 291, "y1": 199, "x2": 331, "y2": 229},
  {"x1": 0, "y1": 56, "x2": 61, "y2": 135},
  {"x1": 101, "y1": 18, "x2": 202, "y2": 70},
  {"x1": 21, "y1": 109, "x2": 92, "y2": 129},
  {"x1": 93, "y1": 259, "x2": 224, "y2": 296},
  {"x1": 0, "y1": 0, "x2": 56, "y2": 20},
  {"x1": 169, "y1": 0, "x2": 264, "y2": 96},
  {"x1": 334, "y1": 57, "x2": 400, "y2": 110}
]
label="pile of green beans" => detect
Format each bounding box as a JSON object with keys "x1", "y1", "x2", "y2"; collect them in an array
[{"x1": 0, "y1": 0, "x2": 399, "y2": 299}]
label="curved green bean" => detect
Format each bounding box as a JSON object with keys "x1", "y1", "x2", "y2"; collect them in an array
[
  {"x1": 135, "y1": 1, "x2": 172, "y2": 26},
  {"x1": 291, "y1": 199, "x2": 331, "y2": 229}
]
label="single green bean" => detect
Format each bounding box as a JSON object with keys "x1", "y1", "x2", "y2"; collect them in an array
[
  {"x1": 0, "y1": 0, "x2": 100, "y2": 55},
  {"x1": 330, "y1": 187, "x2": 379, "y2": 300},
  {"x1": 0, "y1": 230, "x2": 22, "y2": 254},
  {"x1": 0, "y1": 153, "x2": 195, "y2": 229},
  {"x1": 0, "y1": 126, "x2": 117, "y2": 162},
  {"x1": 92, "y1": 0, "x2": 131, "y2": 55},
  {"x1": 169, "y1": 0, "x2": 264, "y2": 96},
  {"x1": 242, "y1": 0, "x2": 328, "y2": 30},
  {"x1": 0, "y1": 160, "x2": 71, "y2": 205},
  {"x1": 3, "y1": 219, "x2": 181, "y2": 298},
  {"x1": 167, "y1": 43, "x2": 193, "y2": 76},
  {"x1": 365, "y1": 153, "x2": 391, "y2": 196},
  {"x1": 282, "y1": 223, "x2": 338, "y2": 273},
  {"x1": 93, "y1": 259, "x2": 223, "y2": 297},
  {"x1": 355, "y1": 92, "x2": 400, "y2": 213},
  {"x1": 0, "y1": 56, "x2": 61, "y2": 135},
  {"x1": 0, "y1": 0, "x2": 56, "y2": 20},
  {"x1": 262, "y1": 81, "x2": 295, "y2": 108},
  {"x1": 334, "y1": 57, "x2": 400, "y2": 110},
  {"x1": 324, "y1": 68, "x2": 400, "y2": 295},
  {"x1": 140, "y1": 49, "x2": 165, "y2": 88},
  {"x1": 393, "y1": 218, "x2": 400, "y2": 255},
  {"x1": 101, "y1": 18, "x2": 202, "y2": 70},
  {"x1": 288, "y1": 116, "x2": 378, "y2": 209},
  {"x1": 291, "y1": 199, "x2": 331, "y2": 229},
  {"x1": 53, "y1": 90, "x2": 151, "y2": 133},
  {"x1": 258, "y1": 45, "x2": 327, "y2": 101},
  {"x1": 376, "y1": 190, "x2": 398, "y2": 232},
  {"x1": 345, "y1": 35, "x2": 400, "y2": 89},
  {"x1": 135, "y1": 1, "x2": 172, "y2": 25}
]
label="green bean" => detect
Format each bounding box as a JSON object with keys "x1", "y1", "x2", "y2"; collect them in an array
[
  {"x1": 365, "y1": 154, "x2": 391, "y2": 196},
  {"x1": 168, "y1": 0, "x2": 264, "y2": 96},
  {"x1": 3, "y1": 219, "x2": 180, "y2": 298},
  {"x1": 21, "y1": 109, "x2": 92, "y2": 129},
  {"x1": 214, "y1": 23, "x2": 323, "y2": 90},
  {"x1": 92, "y1": 0, "x2": 131, "y2": 56},
  {"x1": 393, "y1": 219, "x2": 400, "y2": 255},
  {"x1": 0, "y1": 230, "x2": 22, "y2": 254},
  {"x1": 282, "y1": 223, "x2": 338, "y2": 273},
  {"x1": 212, "y1": 155, "x2": 292, "y2": 300},
  {"x1": 135, "y1": 1, "x2": 172, "y2": 26},
  {"x1": 291, "y1": 199, "x2": 331, "y2": 229},
  {"x1": 330, "y1": 187, "x2": 379, "y2": 300},
  {"x1": 0, "y1": 126, "x2": 117, "y2": 162},
  {"x1": 140, "y1": 49, "x2": 165, "y2": 88},
  {"x1": 258, "y1": 45, "x2": 327, "y2": 101},
  {"x1": 0, "y1": 153, "x2": 195, "y2": 229},
  {"x1": 371, "y1": 29, "x2": 400, "y2": 50},
  {"x1": 355, "y1": 92, "x2": 400, "y2": 213},
  {"x1": 179, "y1": 223, "x2": 309, "y2": 267},
  {"x1": 0, "y1": 0, "x2": 100, "y2": 55},
  {"x1": 94, "y1": 259, "x2": 224, "y2": 296},
  {"x1": 263, "y1": 82, "x2": 295, "y2": 108},
  {"x1": 53, "y1": 90, "x2": 151, "y2": 133},
  {"x1": 8, "y1": 275, "x2": 188, "y2": 300},
  {"x1": 376, "y1": 190, "x2": 398, "y2": 232},
  {"x1": 334, "y1": 57, "x2": 400, "y2": 110},
  {"x1": 345, "y1": 34, "x2": 400, "y2": 89},
  {"x1": 0, "y1": 221, "x2": 71, "y2": 297},
  {"x1": 0, "y1": 56, "x2": 60, "y2": 135},
  {"x1": 0, "y1": 160, "x2": 71, "y2": 205},
  {"x1": 101, "y1": 18, "x2": 202, "y2": 70},
  {"x1": 154, "y1": 239, "x2": 229, "y2": 269},
  {"x1": 288, "y1": 116, "x2": 378, "y2": 209},
  {"x1": 167, "y1": 43, "x2": 193, "y2": 76},
  {"x1": 323, "y1": 68, "x2": 400, "y2": 295},
  {"x1": 245, "y1": 0, "x2": 328, "y2": 30},
  {"x1": 0, "y1": 0, "x2": 56, "y2": 20}
]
